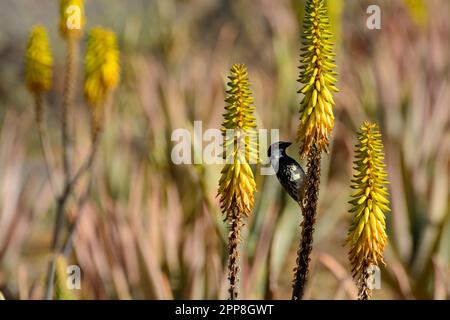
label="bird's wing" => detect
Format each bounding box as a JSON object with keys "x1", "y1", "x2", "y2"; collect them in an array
[{"x1": 279, "y1": 162, "x2": 305, "y2": 202}]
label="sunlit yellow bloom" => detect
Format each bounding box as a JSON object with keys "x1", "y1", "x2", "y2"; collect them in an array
[
  {"x1": 25, "y1": 25, "x2": 53, "y2": 93},
  {"x1": 347, "y1": 122, "x2": 390, "y2": 285},
  {"x1": 59, "y1": 0, "x2": 85, "y2": 40},
  {"x1": 84, "y1": 27, "x2": 120, "y2": 108},
  {"x1": 218, "y1": 64, "x2": 258, "y2": 220},
  {"x1": 296, "y1": 0, "x2": 338, "y2": 158}
]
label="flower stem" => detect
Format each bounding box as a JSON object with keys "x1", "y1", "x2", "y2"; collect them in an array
[
  {"x1": 50, "y1": 37, "x2": 79, "y2": 259},
  {"x1": 228, "y1": 213, "x2": 242, "y2": 300},
  {"x1": 45, "y1": 37, "x2": 81, "y2": 300},
  {"x1": 358, "y1": 262, "x2": 372, "y2": 300},
  {"x1": 34, "y1": 92, "x2": 58, "y2": 196},
  {"x1": 44, "y1": 134, "x2": 99, "y2": 300},
  {"x1": 62, "y1": 37, "x2": 78, "y2": 183},
  {"x1": 292, "y1": 146, "x2": 321, "y2": 300}
]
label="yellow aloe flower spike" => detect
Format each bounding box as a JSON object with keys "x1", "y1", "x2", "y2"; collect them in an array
[
  {"x1": 218, "y1": 63, "x2": 258, "y2": 220},
  {"x1": 218, "y1": 63, "x2": 258, "y2": 300},
  {"x1": 59, "y1": 0, "x2": 85, "y2": 40},
  {"x1": 25, "y1": 25, "x2": 53, "y2": 93},
  {"x1": 347, "y1": 121, "x2": 390, "y2": 299},
  {"x1": 84, "y1": 27, "x2": 120, "y2": 136},
  {"x1": 296, "y1": 0, "x2": 338, "y2": 158}
]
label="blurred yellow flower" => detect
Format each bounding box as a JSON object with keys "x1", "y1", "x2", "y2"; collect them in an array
[
  {"x1": 327, "y1": 0, "x2": 343, "y2": 44},
  {"x1": 84, "y1": 27, "x2": 120, "y2": 108},
  {"x1": 347, "y1": 121, "x2": 390, "y2": 298},
  {"x1": 59, "y1": 0, "x2": 85, "y2": 40},
  {"x1": 404, "y1": 0, "x2": 428, "y2": 26},
  {"x1": 25, "y1": 25, "x2": 53, "y2": 93},
  {"x1": 296, "y1": 0, "x2": 338, "y2": 158},
  {"x1": 84, "y1": 27, "x2": 120, "y2": 137}
]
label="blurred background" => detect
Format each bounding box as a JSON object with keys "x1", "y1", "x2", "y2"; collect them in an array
[{"x1": 0, "y1": 0, "x2": 449, "y2": 299}]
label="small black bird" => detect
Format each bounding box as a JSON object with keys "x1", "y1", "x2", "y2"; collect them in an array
[{"x1": 268, "y1": 141, "x2": 306, "y2": 203}]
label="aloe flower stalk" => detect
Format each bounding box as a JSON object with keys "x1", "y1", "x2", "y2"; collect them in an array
[
  {"x1": 218, "y1": 64, "x2": 258, "y2": 299},
  {"x1": 52, "y1": 0, "x2": 86, "y2": 254},
  {"x1": 59, "y1": 0, "x2": 85, "y2": 181},
  {"x1": 347, "y1": 121, "x2": 390, "y2": 300},
  {"x1": 292, "y1": 0, "x2": 338, "y2": 300},
  {"x1": 45, "y1": 0, "x2": 86, "y2": 301},
  {"x1": 25, "y1": 25, "x2": 57, "y2": 194},
  {"x1": 54, "y1": 0, "x2": 85, "y2": 239}
]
